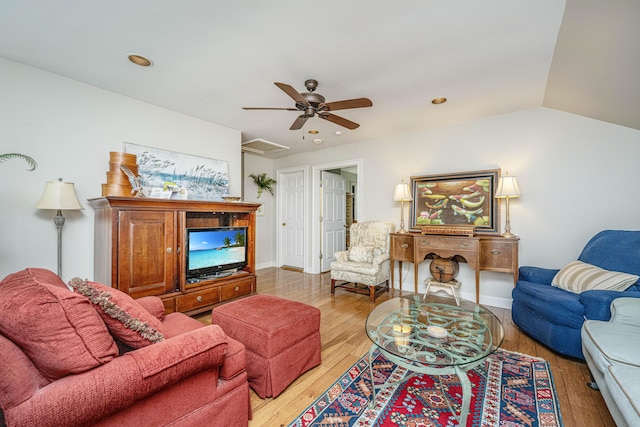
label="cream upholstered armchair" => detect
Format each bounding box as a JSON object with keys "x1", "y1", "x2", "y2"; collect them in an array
[{"x1": 330, "y1": 221, "x2": 396, "y2": 302}]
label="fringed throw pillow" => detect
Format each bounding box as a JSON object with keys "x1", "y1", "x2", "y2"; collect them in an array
[{"x1": 69, "y1": 278, "x2": 165, "y2": 348}]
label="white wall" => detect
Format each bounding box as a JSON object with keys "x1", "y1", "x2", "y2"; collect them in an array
[
  {"x1": 0, "y1": 58, "x2": 242, "y2": 281},
  {"x1": 242, "y1": 152, "x2": 276, "y2": 269},
  {"x1": 274, "y1": 107, "x2": 640, "y2": 307}
]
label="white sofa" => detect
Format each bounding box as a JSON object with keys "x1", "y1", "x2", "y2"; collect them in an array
[{"x1": 582, "y1": 297, "x2": 640, "y2": 427}]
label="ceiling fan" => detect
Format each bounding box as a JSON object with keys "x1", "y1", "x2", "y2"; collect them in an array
[{"x1": 243, "y1": 79, "x2": 372, "y2": 130}]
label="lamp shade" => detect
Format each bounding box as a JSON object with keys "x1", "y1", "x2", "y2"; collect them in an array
[
  {"x1": 393, "y1": 182, "x2": 413, "y2": 202},
  {"x1": 35, "y1": 179, "x2": 84, "y2": 210},
  {"x1": 495, "y1": 176, "x2": 521, "y2": 198}
]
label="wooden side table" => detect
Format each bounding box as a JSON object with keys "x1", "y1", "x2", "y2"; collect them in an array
[{"x1": 390, "y1": 232, "x2": 519, "y2": 303}]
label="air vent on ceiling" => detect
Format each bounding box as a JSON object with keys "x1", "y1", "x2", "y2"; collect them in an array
[{"x1": 241, "y1": 139, "x2": 290, "y2": 155}]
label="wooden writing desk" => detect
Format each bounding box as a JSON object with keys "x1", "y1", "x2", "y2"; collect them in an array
[{"x1": 390, "y1": 232, "x2": 519, "y2": 303}]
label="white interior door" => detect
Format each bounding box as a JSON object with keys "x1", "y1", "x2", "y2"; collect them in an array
[
  {"x1": 321, "y1": 171, "x2": 346, "y2": 272},
  {"x1": 280, "y1": 171, "x2": 305, "y2": 269}
]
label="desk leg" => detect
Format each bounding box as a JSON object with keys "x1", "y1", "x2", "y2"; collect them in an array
[
  {"x1": 390, "y1": 260, "x2": 395, "y2": 298},
  {"x1": 475, "y1": 270, "x2": 480, "y2": 304},
  {"x1": 414, "y1": 261, "x2": 419, "y2": 294}
]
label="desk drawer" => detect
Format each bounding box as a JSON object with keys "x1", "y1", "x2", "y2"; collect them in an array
[
  {"x1": 416, "y1": 236, "x2": 477, "y2": 252},
  {"x1": 480, "y1": 239, "x2": 517, "y2": 270},
  {"x1": 391, "y1": 234, "x2": 414, "y2": 261},
  {"x1": 175, "y1": 287, "x2": 220, "y2": 312}
]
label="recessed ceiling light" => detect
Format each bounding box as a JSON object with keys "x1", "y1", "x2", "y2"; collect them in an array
[
  {"x1": 334, "y1": 131, "x2": 342, "y2": 136},
  {"x1": 432, "y1": 97, "x2": 447, "y2": 105},
  {"x1": 308, "y1": 129, "x2": 319, "y2": 134},
  {"x1": 313, "y1": 139, "x2": 322, "y2": 144},
  {"x1": 128, "y1": 54, "x2": 153, "y2": 67}
]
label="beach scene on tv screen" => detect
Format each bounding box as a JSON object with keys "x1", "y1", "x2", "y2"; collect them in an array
[{"x1": 189, "y1": 229, "x2": 246, "y2": 269}]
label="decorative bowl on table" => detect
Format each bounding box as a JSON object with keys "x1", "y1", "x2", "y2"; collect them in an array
[{"x1": 426, "y1": 325, "x2": 448, "y2": 338}]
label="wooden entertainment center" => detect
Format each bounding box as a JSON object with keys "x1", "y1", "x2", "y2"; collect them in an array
[{"x1": 89, "y1": 197, "x2": 260, "y2": 315}]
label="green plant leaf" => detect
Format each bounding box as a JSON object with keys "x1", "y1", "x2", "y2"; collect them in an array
[
  {"x1": 0, "y1": 153, "x2": 38, "y2": 171},
  {"x1": 249, "y1": 173, "x2": 276, "y2": 197}
]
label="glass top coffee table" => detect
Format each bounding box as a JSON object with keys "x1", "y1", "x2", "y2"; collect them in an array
[{"x1": 365, "y1": 295, "x2": 504, "y2": 425}]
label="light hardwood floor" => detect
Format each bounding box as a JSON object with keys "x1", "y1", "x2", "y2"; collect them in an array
[{"x1": 196, "y1": 267, "x2": 615, "y2": 427}]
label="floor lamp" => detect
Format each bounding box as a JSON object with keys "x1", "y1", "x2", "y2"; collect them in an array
[
  {"x1": 393, "y1": 180, "x2": 413, "y2": 233},
  {"x1": 36, "y1": 178, "x2": 83, "y2": 278},
  {"x1": 495, "y1": 173, "x2": 521, "y2": 238}
]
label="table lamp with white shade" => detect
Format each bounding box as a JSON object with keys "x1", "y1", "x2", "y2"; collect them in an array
[
  {"x1": 495, "y1": 173, "x2": 521, "y2": 238},
  {"x1": 393, "y1": 180, "x2": 413, "y2": 233},
  {"x1": 35, "y1": 178, "x2": 83, "y2": 277}
]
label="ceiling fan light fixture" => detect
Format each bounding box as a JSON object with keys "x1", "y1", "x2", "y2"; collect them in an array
[
  {"x1": 431, "y1": 97, "x2": 447, "y2": 105},
  {"x1": 303, "y1": 106, "x2": 315, "y2": 118},
  {"x1": 128, "y1": 54, "x2": 153, "y2": 67}
]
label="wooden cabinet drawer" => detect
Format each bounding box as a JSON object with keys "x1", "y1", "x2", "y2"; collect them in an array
[
  {"x1": 391, "y1": 234, "x2": 414, "y2": 261},
  {"x1": 220, "y1": 277, "x2": 254, "y2": 302},
  {"x1": 416, "y1": 236, "x2": 478, "y2": 253},
  {"x1": 480, "y1": 239, "x2": 517, "y2": 270},
  {"x1": 175, "y1": 287, "x2": 220, "y2": 312}
]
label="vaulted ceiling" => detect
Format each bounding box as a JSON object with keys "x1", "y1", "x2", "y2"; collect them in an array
[{"x1": 0, "y1": 0, "x2": 637, "y2": 158}]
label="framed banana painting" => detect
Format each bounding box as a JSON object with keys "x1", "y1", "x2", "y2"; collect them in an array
[{"x1": 409, "y1": 169, "x2": 500, "y2": 234}]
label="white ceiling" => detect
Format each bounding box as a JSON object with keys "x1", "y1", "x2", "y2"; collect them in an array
[{"x1": 0, "y1": 0, "x2": 637, "y2": 158}]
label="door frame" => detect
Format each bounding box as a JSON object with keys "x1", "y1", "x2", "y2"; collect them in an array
[
  {"x1": 276, "y1": 165, "x2": 310, "y2": 272},
  {"x1": 310, "y1": 159, "x2": 363, "y2": 274}
]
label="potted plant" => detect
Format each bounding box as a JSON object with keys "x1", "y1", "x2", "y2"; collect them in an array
[
  {"x1": 0, "y1": 153, "x2": 38, "y2": 170},
  {"x1": 249, "y1": 173, "x2": 276, "y2": 198}
]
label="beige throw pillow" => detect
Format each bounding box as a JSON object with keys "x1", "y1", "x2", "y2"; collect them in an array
[
  {"x1": 348, "y1": 245, "x2": 375, "y2": 263},
  {"x1": 552, "y1": 260, "x2": 639, "y2": 294}
]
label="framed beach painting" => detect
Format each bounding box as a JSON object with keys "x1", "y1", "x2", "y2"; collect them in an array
[
  {"x1": 409, "y1": 169, "x2": 500, "y2": 234},
  {"x1": 124, "y1": 143, "x2": 229, "y2": 201}
]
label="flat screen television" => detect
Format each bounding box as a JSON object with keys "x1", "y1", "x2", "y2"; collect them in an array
[{"x1": 185, "y1": 226, "x2": 248, "y2": 279}]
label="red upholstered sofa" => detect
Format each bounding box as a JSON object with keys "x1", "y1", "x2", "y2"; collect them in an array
[{"x1": 0, "y1": 268, "x2": 250, "y2": 427}]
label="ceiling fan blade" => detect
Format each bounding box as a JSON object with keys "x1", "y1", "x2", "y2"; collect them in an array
[
  {"x1": 322, "y1": 98, "x2": 372, "y2": 111},
  {"x1": 242, "y1": 107, "x2": 298, "y2": 111},
  {"x1": 274, "y1": 82, "x2": 308, "y2": 105},
  {"x1": 290, "y1": 115, "x2": 309, "y2": 130},
  {"x1": 319, "y1": 112, "x2": 360, "y2": 130}
]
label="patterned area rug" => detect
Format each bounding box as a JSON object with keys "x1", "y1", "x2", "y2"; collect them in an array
[{"x1": 288, "y1": 349, "x2": 562, "y2": 426}]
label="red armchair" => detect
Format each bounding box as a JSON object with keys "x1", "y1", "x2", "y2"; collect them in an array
[{"x1": 0, "y1": 268, "x2": 250, "y2": 427}]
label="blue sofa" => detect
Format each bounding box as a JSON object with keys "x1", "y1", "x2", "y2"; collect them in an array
[{"x1": 512, "y1": 230, "x2": 640, "y2": 359}]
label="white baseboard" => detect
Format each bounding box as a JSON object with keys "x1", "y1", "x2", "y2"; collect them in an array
[
  {"x1": 461, "y1": 291, "x2": 513, "y2": 310},
  {"x1": 255, "y1": 261, "x2": 276, "y2": 270}
]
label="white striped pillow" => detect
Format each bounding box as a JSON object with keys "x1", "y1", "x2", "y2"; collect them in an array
[{"x1": 552, "y1": 261, "x2": 639, "y2": 294}]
